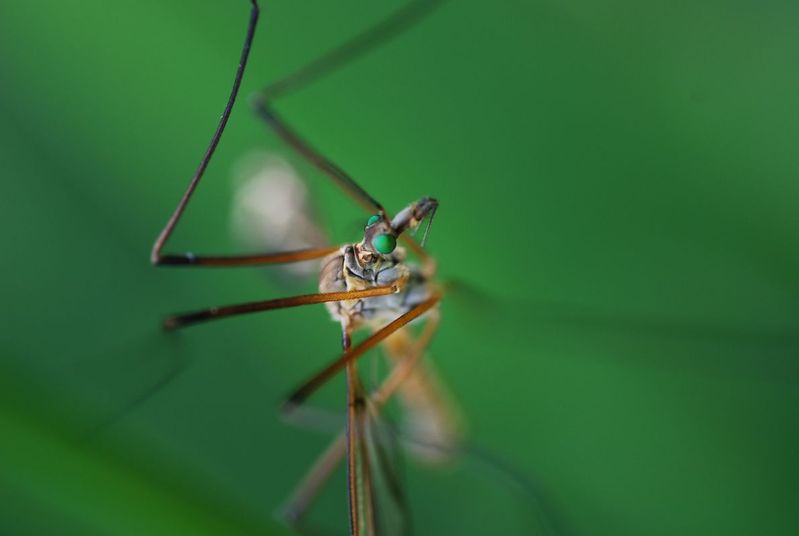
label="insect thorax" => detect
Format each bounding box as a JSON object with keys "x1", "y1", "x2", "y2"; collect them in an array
[{"x1": 319, "y1": 244, "x2": 430, "y2": 331}]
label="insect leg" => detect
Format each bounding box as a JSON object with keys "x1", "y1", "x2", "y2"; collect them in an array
[
  {"x1": 250, "y1": 0, "x2": 447, "y2": 215},
  {"x1": 162, "y1": 284, "x2": 405, "y2": 330},
  {"x1": 281, "y1": 292, "x2": 442, "y2": 412},
  {"x1": 256, "y1": 0, "x2": 446, "y2": 103},
  {"x1": 151, "y1": 2, "x2": 264, "y2": 266},
  {"x1": 280, "y1": 312, "x2": 440, "y2": 527},
  {"x1": 252, "y1": 105, "x2": 383, "y2": 214},
  {"x1": 346, "y1": 362, "x2": 376, "y2": 536},
  {"x1": 372, "y1": 309, "x2": 440, "y2": 406},
  {"x1": 280, "y1": 434, "x2": 347, "y2": 527},
  {"x1": 150, "y1": 2, "x2": 335, "y2": 269},
  {"x1": 152, "y1": 1, "x2": 445, "y2": 267},
  {"x1": 154, "y1": 246, "x2": 339, "y2": 268},
  {"x1": 253, "y1": 103, "x2": 438, "y2": 269}
]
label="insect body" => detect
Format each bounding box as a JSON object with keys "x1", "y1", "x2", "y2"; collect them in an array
[
  {"x1": 319, "y1": 200, "x2": 463, "y2": 461},
  {"x1": 150, "y1": 1, "x2": 458, "y2": 534},
  {"x1": 322, "y1": 201, "x2": 435, "y2": 338}
]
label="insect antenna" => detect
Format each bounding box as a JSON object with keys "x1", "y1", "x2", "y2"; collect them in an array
[{"x1": 419, "y1": 203, "x2": 437, "y2": 248}]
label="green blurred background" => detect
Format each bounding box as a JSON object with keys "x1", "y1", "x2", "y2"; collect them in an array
[{"x1": 1, "y1": 1, "x2": 797, "y2": 534}]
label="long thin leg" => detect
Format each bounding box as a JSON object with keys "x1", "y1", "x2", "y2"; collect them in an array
[
  {"x1": 380, "y1": 308, "x2": 462, "y2": 463},
  {"x1": 341, "y1": 322, "x2": 372, "y2": 536},
  {"x1": 257, "y1": 0, "x2": 446, "y2": 103},
  {"x1": 253, "y1": 105, "x2": 383, "y2": 214},
  {"x1": 153, "y1": 1, "x2": 445, "y2": 267},
  {"x1": 346, "y1": 363, "x2": 373, "y2": 536},
  {"x1": 151, "y1": 2, "x2": 265, "y2": 267},
  {"x1": 372, "y1": 310, "x2": 440, "y2": 406},
  {"x1": 252, "y1": 105, "x2": 437, "y2": 267},
  {"x1": 150, "y1": 2, "x2": 334, "y2": 268},
  {"x1": 283, "y1": 293, "x2": 442, "y2": 411},
  {"x1": 280, "y1": 434, "x2": 347, "y2": 525},
  {"x1": 251, "y1": 0, "x2": 447, "y2": 215},
  {"x1": 279, "y1": 301, "x2": 443, "y2": 530},
  {"x1": 280, "y1": 315, "x2": 440, "y2": 525},
  {"x1": 253, "y1": 103, "x2": 434, "y2": 267},
  {"x1": 163, "y1": 284, "x2": 405, "y2": 330},
  {"x1": 154, "y1": 246, "x2": 339, "y2": 268}
]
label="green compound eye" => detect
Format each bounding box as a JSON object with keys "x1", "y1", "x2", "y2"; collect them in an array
[
  {"x1": 366, "y1": 214, "x2": 381, "y2": 227},
  {"x1": 372, "y1": 233, "x2": 397, "y2": 254}
]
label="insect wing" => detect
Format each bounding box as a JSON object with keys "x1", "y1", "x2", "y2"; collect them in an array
[{"x1": 230, "y1": 153, "x2": 329, "y2": 280}]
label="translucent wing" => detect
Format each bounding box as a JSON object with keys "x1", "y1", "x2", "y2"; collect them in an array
[{"x1": 230, "y1": 152, "x2": 329, "y2": 280}]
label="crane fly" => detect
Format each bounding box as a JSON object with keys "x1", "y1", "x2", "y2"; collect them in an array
[{"x1": 151, "y1": 1, "x2": 458, "y2": 534}]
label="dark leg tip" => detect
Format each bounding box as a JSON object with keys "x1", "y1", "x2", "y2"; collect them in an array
[{"x1": 280, "y1": 395, "x2": 303, "y2": 416}]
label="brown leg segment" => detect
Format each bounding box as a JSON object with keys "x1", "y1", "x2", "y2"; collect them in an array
[
  {"x1": 282, "y1": 293, "x2": 442, "y2": 412},
  {"x1": 251, "y1": 0, "x2": 448, "y2": 216},
  {"x1": 380, "y1": 308, "x2": 462, "y2": 463},
  {"x1": 153, "y1": 1, "x2": 446, "y2": 267},
  {"x1": 253, "y1": 105, "x2": 383, "y2": 214},
  {"x1": 146, "y1": 2, "x2": 338, "y2": 269},
  {"x1": 346, "y1": 363, "x2": 370, "y2": 536},
  {"x1": 151, "y1": 2, "x2": 260, "y2": 266},
  {"x1": 163, "y1": 285, "x2": 404, "y2": 330},
  {"x1": 280, "y1": 434, "x2": 347, "y2": 525},
  {"x1": 255, "y1": 0, "x2": 446, "y2": 103},
  {"x1": 154, "y1": 246, "x2": 338, "y2": 268},
  {"x1": 372, "y1": 309, "x2": 441, "y2": 406},
  {"x1": 280, "y1": 313, "x2": 441, "y2": 527}
]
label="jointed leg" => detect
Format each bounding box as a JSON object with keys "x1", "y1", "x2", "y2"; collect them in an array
[
  {"x1": 153, "y1": 246, "x2": 339, "y2": 268},
  {"x1": 251, "y1": 0, "x2": 448, "y2": 216},
  {"x1": 149, "y1": 2, "x2": 334, "y2": 269},
  {"x1": 372, "y1": 309, "x2": 440, "y2": 406},
  {"x1": 255, "y1": 0, "x2": 446, "y2": 103},
  {"x1": 279, "y1": 312, "x2": 441, "y2": 526},
  {"x1": 280, "y1": 433, "x2": 347, "y2": 525},
  {"x1": 282, "y1": 293, "x2": 442, "y2": 411},
  {"x1": 153, "y1": 1, "x2": 445, "y2": 267},
  {"x1": 151, "y1": 2, "x2": 265, "y2": 267},
  {"x1": 163, "y1": 284, "x2": 405, "y2": 330},
  {"x1": 346, "y1": 363, "x2": 375, "y2": 536},
  {"x1": 253, "y1": 105, "x2": 383, "y2": 214}
]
